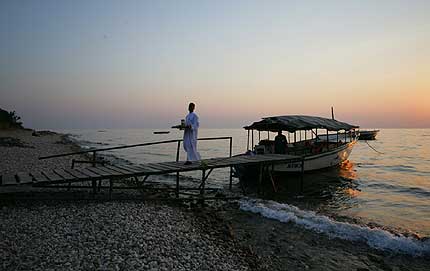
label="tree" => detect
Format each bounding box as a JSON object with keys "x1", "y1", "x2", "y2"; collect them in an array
[
  {"x1": 8, "y1": 111, "x2": 22, "y2": 126},
  {"x1": 0, "y1": 108, "x2": 23, "y2": 129}
]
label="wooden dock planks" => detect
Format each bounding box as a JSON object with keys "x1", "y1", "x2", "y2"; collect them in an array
[
  {"x1": 85, "y1": 167, "x2": 115, "y2": 178},
  {"x1": 63, "y1": 168, "x2": 91, "y2": 180},
  {"x1": 29, "y1": 172, "x2": 51, "y2": 184},
  {"x1": 93, "y1": 166, "x2": 124, "y2": 176},
  {"x1": 75, "y1": 168, "x2": 102, "y2": 179},
  {"x1": 144, "y1": 163, "x2": 179, "y2": 172},
  {"x1": 113, "y1": 164, "x2": 144, "y2": 174},
  {"x1": 104, "y1": 165, "x2": 135, "y2": 175},
  {"x1": 130, "y1": 164, "x2": 159, "y2": 174},
  {"x1": 0, "y1": 154, "x2": 302, "y2": 188},
  {"x1": 15, "y1": 172, "x2": 34, "y2": 184},
  {"x1": 1, "y1": 174, "x2": 19, "y2": 186},
  {"x1": 53, "y1": 169, "x2": 77, "y2": 181},
  {"x1": 42, "y1": 171, "x2": 65, "y2": 183}
]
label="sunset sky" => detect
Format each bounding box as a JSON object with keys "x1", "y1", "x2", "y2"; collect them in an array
[{"x1": 2, "y1": 0, "x2": 429, "y2": 129}]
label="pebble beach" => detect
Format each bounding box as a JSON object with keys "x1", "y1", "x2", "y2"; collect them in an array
[
  {"x1": 1, "y1": 129, "x2": 429, "y2": 271},
  {"x1": 0, "y1": 130, "x2": 262, "y2": 271}
]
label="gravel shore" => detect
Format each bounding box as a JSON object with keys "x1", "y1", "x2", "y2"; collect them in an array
[
  {"x1": 0, "y1": 201, "x2": 258, "y2": 271},
  {"x1": 1, "y1": 129, "x2": 429, "y2": 271},
  {"x1": 0, "y1": 130, "x2": 260, "y2": 271},
  {"x1": 0, "y1": 129, "x2": 82, "y2": 175}
]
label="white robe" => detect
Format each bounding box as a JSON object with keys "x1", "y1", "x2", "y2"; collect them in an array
[{"x1": 183, "y1": 112, "x2": 200, "y2": 161}]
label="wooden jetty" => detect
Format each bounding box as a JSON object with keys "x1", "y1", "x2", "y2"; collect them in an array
[{"x1": 0, "y1": 137, "x2": 303, "y2": 200}]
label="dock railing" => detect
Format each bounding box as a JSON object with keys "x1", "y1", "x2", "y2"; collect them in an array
[{"x1": 39, "y1": 136, "x2": 234, "y2": 190}]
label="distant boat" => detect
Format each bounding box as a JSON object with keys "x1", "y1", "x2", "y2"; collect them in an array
[
  {"x1": 358, "y1": 130, "x2": 379, "y2": 140},
  {"x1": 153, "y1": 131, "x2": 170, "y2": 134},
  {"x1": 234, "y1": 115, "x2": 359, "y2": 181}
]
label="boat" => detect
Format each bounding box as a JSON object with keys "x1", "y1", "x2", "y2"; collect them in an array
[
  {"x1": 358, "y1": 129, "x2": 379, "y2": 140},
  {"x1": 153, "y1": 131, "x2": 170, "y2": 134},
  {"x1": 234, "y1": 115, "x2": 359, "y2": 181}
]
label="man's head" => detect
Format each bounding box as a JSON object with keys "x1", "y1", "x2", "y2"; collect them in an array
[
  {"x1": 188, "y1": 102, "x2": 195, "y2": 112},
  {"x1": 278, "y1": 130, "x2": 283, "y2": 135}
]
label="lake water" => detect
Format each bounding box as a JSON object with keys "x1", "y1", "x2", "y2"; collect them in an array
[{"x1": 62, "y1": 128, "x2": 430, "y2": 255}]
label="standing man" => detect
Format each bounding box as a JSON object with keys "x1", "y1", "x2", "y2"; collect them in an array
[
  {"x1": 274, "y1": 130, "x2": 288, "y2": 154},
  {"x1": 183, "y1": 102, "x2": 200, "y2": 164}
]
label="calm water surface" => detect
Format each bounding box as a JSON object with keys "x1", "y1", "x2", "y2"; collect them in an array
[{"x1": 62, "y1": 128, "x2": 430, "y2": 237}]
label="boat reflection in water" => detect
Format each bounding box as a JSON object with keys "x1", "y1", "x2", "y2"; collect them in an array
[{"x1": 254, "y1": 159, "x2": 363, "y2": 215}]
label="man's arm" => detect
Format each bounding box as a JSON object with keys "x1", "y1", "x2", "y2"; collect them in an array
[{"x1": 187, "y1": 114, "x2": 199, "y2": 130}]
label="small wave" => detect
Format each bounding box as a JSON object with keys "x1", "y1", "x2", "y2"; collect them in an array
[
  {"x1": 366, "y1": 183, "x2": 430, "y2": 198},
  {"x1": 358, "y1": 164, "x2": 430, "y2": 176},
  {"x1": 240, "y1": 199, "x2": 430, "y2": 256},
  {"x1": 362, "y1": 164, "x2": 416, "y2": 171},
  {"x1": 72, "y1": 138, "x2": 110, "y2": 148}
]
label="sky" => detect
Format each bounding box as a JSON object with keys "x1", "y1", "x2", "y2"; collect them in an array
[{"x1": 1, "y1": 0, "x2": 429, "y2": 129}]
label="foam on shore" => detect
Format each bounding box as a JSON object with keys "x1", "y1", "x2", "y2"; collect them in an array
[{"x1": 240, "y1": 198, "x2": 430, "y2": 256}]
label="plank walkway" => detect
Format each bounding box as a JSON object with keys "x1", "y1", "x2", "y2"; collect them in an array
[{"x1": 0, "y1": 154, "x2": 301, "y2": 187}]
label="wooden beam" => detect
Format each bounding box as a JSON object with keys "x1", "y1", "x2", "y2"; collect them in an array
[
  {"x1": 85, "y1": 167, "x2": 115, "y2": 177},
  {"x1": 104, "y1": 165, "x2": 135, "y2": 175},
  {"x1": 15, "y1": 172, "x2": 33, "y2": 184},
  {"x1": 29, "y1": 172, "x2": 51, "y2": 184},
  {"x1": 63, "y1": 169, "x2": 90, "y2": 180},
  {"x1": 113, "y1": 164, "x2": 143, "y2": 174},
  {"x1": 92, "y1": 167, "x2": 123, "y2": 176},
  {"x1": 131, "y1": 165, "x2": 160, "y2": 173},
  {"x1": 53, "y1": 169, "x2": 77, "y2": 181},
  {"x1": 1, "y1": 174, "x2": 18, "y2": 185},
  {"x1": 75, "y1": 168, "x2": 102, "y2": 179},
  {"x1": 42, "y1": 171, "x2": 65, "y2": 182}
]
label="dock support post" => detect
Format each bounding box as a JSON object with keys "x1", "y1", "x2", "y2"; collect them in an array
[
  {"x1": 229, "y1": 137, "x2": 233, "y2": 190},
  {"x1": 200, "y1": 170, "x2": 206, "y2": 195},
  {"x1": 176, "y1": 141, "x2": 181, "y2": 198},
  {"x1": 92, "y1": 151, "x2": 97, "y2": 167},
  {"x1": 200, "y1": 169, "x2": 206, "y2": 205},
  {"x1": 92, "y1": 180, "x2": 97, "y2": 195},
  {"x1": 269, "y1": 164, "x2": 277, "y2": 193},
  {"x1": 258, "y1": 164, "x2": 263, "y2": 194},
  {"x1": 91, "y1": 153, "x2": 97, "y2": 195},
  {"x1": 176, "y1": 172, "x2": 180, "y2": 198},
  {"x1": 229, "y1": 169, "x2": 233, "y2": 191},
  {"x1": 97, "y1": 181, "x2": 102, "y2": 191},
  {"x1": 138, "y1": 175, "x2": 149, "y2": 200},
  {"x1": 176, "y1": 141, "x2": 181, "y2": 161},
  {"x1": 68, "y1": 159, "x2": 75, "y2": 191},
  {"x1": 109, "y1": 179, "x2": 113, "y2": 200}
]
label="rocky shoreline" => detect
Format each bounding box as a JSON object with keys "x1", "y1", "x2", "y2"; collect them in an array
[
  {"x1": 0, "y1": 201, "x2": 263, "y2": 271},
  {"x1": 0, "y1": 129, "x2": 263, "y2": 270},
  {"x1": 0, "y1": 129, "x2": 83, "y2": 176},
  {"x1": 1, "y1": 129, "x2": 429, "y2": 270}
]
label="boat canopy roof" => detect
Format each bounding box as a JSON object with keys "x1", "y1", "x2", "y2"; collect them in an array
[{"x1": 244, "y1": 115, "x2": 359, "y2": 132}]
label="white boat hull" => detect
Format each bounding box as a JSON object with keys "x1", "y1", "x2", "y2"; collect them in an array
[{"x1": 274, "y1": 141, "x2": 356, "y2": 172}]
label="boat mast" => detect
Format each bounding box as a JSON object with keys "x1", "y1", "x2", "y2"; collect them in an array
[
  {"x1": 251, "y1": 129, "x2": 254, "y2": 150},
  {"x1": 247, "y1": 130, "x2": 250, "y2": 151}
]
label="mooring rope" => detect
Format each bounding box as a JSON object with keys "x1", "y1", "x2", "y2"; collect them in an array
[{"x1": 365, "y1": 140, "x2": 384, "y2": 154}]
